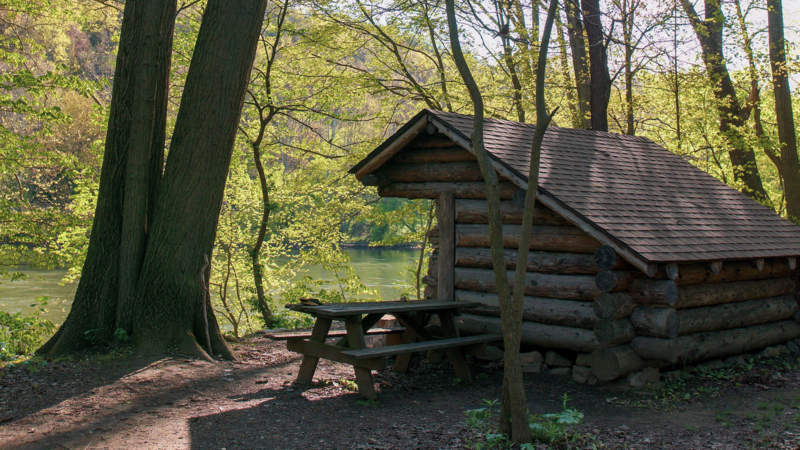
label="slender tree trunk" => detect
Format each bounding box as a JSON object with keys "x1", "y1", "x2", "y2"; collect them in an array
[
  {"x1": 680, "y1": 0, "x2": 769, "y2": 203},
  {"x1": 581, "y1": 0, "x2": 611, "y2": 131},
  {"x1": 623, "y1": 1, "x2": 635, "y2": 135},
  {"x1": 505, "y1": 0, "x2": 558, "y2": 441},
  {"x1": 133, "y1": 0, "x2": 268, "y2": 358},
  {"x1": 502, "y1": 37, "x2": 526, "y2": 123},
  {"x1": 672, "y1": 3, "x2": 681, "y2": 149},
  {"x1": 565, "y1": 0, "x2": 591, "y2": 128},
  {"x1": 39, "y1": 0, "x2": 177, "y2": 355},
  {"x1": 416, "y1": 202, "x2": 435, "y2": 299},
  {"x1": 767, "y1": 0, "x2": 800, "y2": 221},
  {"x1": 555, "y1": 9, "x2": 581, "y2": 128},
  {"x1": 421, "y1": 1, "x2": 453, "y2": 112},
  {"x1": 445, "y1": 0, "x2": 531, "y2": 442},
  {"x1": 251, "y1": 138, "x2": 274, "y2": 326}
]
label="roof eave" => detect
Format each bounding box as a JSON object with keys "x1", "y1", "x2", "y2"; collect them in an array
[{"x1": 350, "y1": 110, "x2": 430, "y2": 179}]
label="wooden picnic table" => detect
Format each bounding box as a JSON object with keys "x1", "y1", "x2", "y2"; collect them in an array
[{"x1": 274, "y1": 300, "x2": 501, "y2": 399}]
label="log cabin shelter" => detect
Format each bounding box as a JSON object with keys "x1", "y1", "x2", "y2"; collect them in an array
[{"x1": 349, "y1": 109, "x2": 800, "y2": 381}]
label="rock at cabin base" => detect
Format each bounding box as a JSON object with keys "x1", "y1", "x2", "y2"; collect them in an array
[
  {"x1": 544, "y1": 351, "x2": 571, "y2": 368},
  {"x1": 547, "y1": 367, "x2": 571, "y2": 376},
  {"x1": 520, "y1": 351, "x2": 543, "y2": 373},
  {"x1": 627, "y1": 367, "x2": 660, "y2": 388},
  {"x1": 575, "y1": 353, "x2": 592, "y2": 367},
  {"x1": 760, "y1": 345, "x2": 788, "y2": 358},
  {"x1": 473, "y1": 344, "x2": 504, "y2": 361},
  {"x1": 572, "y1": 365, "x2": 591, "y2": 384}
]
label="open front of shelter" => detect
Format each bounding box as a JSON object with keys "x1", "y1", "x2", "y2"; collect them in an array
[{"x1": 349, "y1": 109, "x2": 800, "y2": 382}]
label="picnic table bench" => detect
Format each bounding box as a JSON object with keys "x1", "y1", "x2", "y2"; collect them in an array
[{"x1": 269, "y1": 300, "x2": 500, "y2": 399}]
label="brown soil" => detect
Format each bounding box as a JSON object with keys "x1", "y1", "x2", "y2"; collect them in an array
[{"x1": 1, "y1": 334, "x2": 799, "y2": 449}]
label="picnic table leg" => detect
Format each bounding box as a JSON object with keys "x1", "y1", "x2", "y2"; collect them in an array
[
  {"x1": 439, "y1": 311, "x2": 471, "y2": 381},
  {"x1": 345, "y1": 317, "x2": 377, "y2": 400},
  {"x1": 392, "y1": 329, "x2": 414, "y2": 373},
  {"x1": 296, "y1": 317, "x2": 332, "y2": 384}
]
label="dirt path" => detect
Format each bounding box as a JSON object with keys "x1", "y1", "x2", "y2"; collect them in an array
[{"x1": 1, "y1": 335, "x2": 800, "y2": 448}]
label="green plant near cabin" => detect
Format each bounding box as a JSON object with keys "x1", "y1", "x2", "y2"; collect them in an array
[{"x1": 464, "y1": 395, "x2": 586, "y2": 449}]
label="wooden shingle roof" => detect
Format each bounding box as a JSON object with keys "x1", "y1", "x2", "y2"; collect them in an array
[{"x1": 351, "y1": 109, "x2": 800, "y2": 272}]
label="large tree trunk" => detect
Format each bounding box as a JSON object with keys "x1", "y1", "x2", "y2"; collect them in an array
[
  {"x1": 39, "y1": 0, "x2": 177, "y2": 355},
  {"x1": 133, "y1": 0, "x2": 267, "y2": 358},
  {"x1": 767, "y1": 0, "x2": 800, "y2": 221},
  {"x1": 581, "y1": 0, "x2": 611, "y2": 131},
  {"x1": 564, "y1": 0, "x2": 591, "y2": 128},
  {"x1": 680, "y1": 0, "x2": 768, "y2": 203}
]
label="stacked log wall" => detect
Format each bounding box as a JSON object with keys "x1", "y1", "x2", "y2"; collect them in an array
[
  {"x1": 625, "y1": 259, "x2": 800, "y2": 367},
  {"x1": 422, "y1": 196, "x2": 625, "y2": 353}
]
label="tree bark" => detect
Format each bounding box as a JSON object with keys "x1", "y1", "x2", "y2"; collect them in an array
[
  {"x1": 39, "y1": 0, "x2": 177, "y2": 355},
  {"x1": 446, "y1": 0, "x2": 532, "y2": 441},
  {"x1": 581, "y1": 0, "x2": 611, "y2": 131},
  {"x1": 680, "y1": 0, "x2": 769, "y2": 203},
  {"x1": 565, "y1": 0, "x2": 591, "y2": 128},
  {"x1": 767, "y1": 0, "x2": 800, "y2": 221},
  {"x1": 133, "y1": 0, "x2": 267, "y2": 357}
]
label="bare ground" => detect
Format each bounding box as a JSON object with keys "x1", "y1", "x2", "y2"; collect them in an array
[{"x1": 1, "y1": 334, "x2": 800, "y2": 449}]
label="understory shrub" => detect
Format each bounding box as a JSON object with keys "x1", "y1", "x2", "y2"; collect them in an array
[{"x1": 0, "y1": 310, "x2": 55, "y2": 360}]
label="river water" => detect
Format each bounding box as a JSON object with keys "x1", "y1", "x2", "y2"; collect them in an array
[{"x1": 0, "y1": 248, "x2": 419, "y2": 326}]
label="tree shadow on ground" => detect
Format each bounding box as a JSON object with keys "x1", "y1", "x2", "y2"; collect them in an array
[{"x1": 4, "y1": 356, "x2": 295, "y2": 449}]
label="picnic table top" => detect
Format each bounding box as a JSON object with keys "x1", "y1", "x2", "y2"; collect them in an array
[{"x1": 285, "y1": 299, "x2": 479, "y2": 317}]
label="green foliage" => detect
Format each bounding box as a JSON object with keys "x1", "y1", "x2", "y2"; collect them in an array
[
  {"x1": 527, "y1": 394, "x2": 584, "y2": 446},
  {"x1": 464, "y1": 396, "x2": 585, "y2": 449},
  {"x1": 0, "y1": 306, "x2": 56, "y2": 360}
]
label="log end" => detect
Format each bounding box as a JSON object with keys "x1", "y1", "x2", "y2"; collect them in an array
[{"x1": 594, "y1": 245, "x2": 617, "y2": 270}]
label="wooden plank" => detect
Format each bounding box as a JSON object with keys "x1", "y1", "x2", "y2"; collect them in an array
[
  {"x1": 595, "y1": 270, "x2": 634, "y2": 292},
  {"x1": 455, "y1": 247, "x2": 602, "y2": 274},
  {"x1": 268, "y1": 327, "x2": 405, "y2": 340},
  {"x1": 378, "y1": 181, "x2": 516, "y2": 199},
  {"x1": 630, "y1": 306, "x2": 679, "y2": 338},
  {"x1": 295, "y1": 318, "x2": 332, "y2": 384},
  {"x1": 677, "y1": 295, "x2": 799, "y2": 335},
  {"x1": 457, "y1": 314, "x2": 600, "y2": 352},
  {"x1": 456, "y1": 223, "x2": 601, "y2": 254},
  {"x1": 593, "y1": 293, "x2": 636, "y2": 320},
  {"x1": 455, "y1": 289, "x2": 598, "y2": 329},
  {"x1": 454, "y1": 267, "x2": 601, "y2": 301},
  {"x1": 286, "y1": 300, "x2": 481, "y2": 317},
  {"x1": 438, "y1": 192, "x2": 455, "y2": 301},
  {"x1": 593, "y1": 319, "x2": 635, "y2": 346},
  {"x1": 590, "y1": 345, "x2": 644, "y2": 381},
  {"x1": 454, "y1": 199, "x2": 569, "y2": 226},
  {"x1": 286, "y1": 339, "x2": 385, "y2": 370},
  {"x1": 342, "y1": 334, "x2": 501, "y2": 359},
  {"x1": 376, "y1": 162, "x2": 483, "y2": 183},
  {"x1": 631, "y1": 320, "x2": 800, "y2": 364},
  {"x1": 390, "y1": 146, "x2": 475, "y2": 164},
  {"x1": 345, "y1": 317, "x2": 377, "y2": 399},
  {"x1": 662, "y1": 259, "x2": 793, "y2": 285}
]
